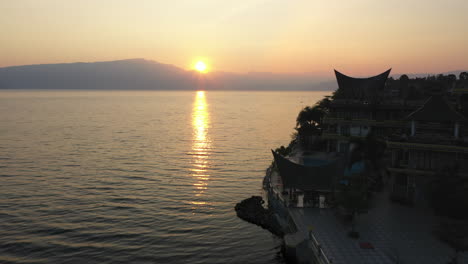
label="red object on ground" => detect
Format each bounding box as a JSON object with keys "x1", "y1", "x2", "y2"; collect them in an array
[{"x1": 359, "y1": 242, "x2": 374, "y2": 249}]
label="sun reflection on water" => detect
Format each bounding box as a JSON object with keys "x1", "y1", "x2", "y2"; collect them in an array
[{"x1": 190, "y1": 91, "x2": 210, "y2": 206}]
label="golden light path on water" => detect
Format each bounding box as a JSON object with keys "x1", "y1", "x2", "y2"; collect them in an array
[{"x1": 190, "y1": 91, "x2": 210, "y2": 206}]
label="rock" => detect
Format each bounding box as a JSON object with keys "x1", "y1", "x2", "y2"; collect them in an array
[{"x1": 235, "y1": 196, "x2": 284, "y2": 237}]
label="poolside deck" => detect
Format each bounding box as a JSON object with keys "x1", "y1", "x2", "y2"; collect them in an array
[{"x1": 288, "y1": 187, "x2": 468, "y2": 264}]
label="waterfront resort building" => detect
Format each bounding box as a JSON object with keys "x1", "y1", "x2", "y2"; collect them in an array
[
  {"x1": 322, "y1": 69, "x2": 422, "y2": 153},
  {"x1": 387, "y1": 95, "x2": 468, "y2": 204},
  {"x1": 321, "y1": 69, "x2": 468, "y2": 204},
  {"x1": 265, "y1": 69, "x2": 468, "y2": 264},
  {"x1": 273, "y1": 69, "x2": 468, "y2": 207}
]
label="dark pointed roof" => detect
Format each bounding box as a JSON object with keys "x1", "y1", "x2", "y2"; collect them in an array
[
  {"x1": 406, "y1": 96, "x2": 467, "y2": 122},
  {"x1": 334, "y1": 69, "x2": 391, "y2": 100},
  {"x1": 272, "y1": 150, "x2": 344, "y2": 191}
]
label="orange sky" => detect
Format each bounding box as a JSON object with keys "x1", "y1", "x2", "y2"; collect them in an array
[{"x1": 1, "y1": 0, "x2": 467, "y2": 76}]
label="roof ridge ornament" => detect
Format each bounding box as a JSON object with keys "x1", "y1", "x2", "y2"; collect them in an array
[{"x1": 333, "y1": 69, "x2": 392, "y2": 101}]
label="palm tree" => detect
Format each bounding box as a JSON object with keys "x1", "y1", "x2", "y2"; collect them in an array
[{"x1": 296, "y1": 106, "x2": 325, "y2": 129}]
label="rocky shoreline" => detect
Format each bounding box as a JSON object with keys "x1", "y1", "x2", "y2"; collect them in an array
[{"x1": 234, "y1": 196, "x2": 284, "y2": 237}]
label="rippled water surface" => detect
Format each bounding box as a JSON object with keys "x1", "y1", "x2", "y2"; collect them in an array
[{"x1": 0, "y1": 90, "x2": 328, "y2": 264}]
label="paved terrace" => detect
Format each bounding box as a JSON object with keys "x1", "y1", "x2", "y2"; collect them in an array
[{"x1": 289, "y1": 188, "x2": 468, "y2": 264}]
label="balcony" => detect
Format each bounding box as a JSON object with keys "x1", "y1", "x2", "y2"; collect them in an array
[
  {"x1": 321, "y1": 132, "x2": 368, "y2": 141},
  {"x1": 387, "y1": 138, "x2": 468, "y2": 153},
  {"x1": 322, "y1": 117, "x2": 405, "y2": 127}
]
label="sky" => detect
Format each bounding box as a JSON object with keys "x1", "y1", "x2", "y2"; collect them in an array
[{"x1": 1, "y1": 0, "x2": 468, "y2": 76}]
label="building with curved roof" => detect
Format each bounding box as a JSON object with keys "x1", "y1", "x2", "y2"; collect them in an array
[
  {"x1": 322, "y1": 69, "x2": 415, "y2": 153},
  {"x1": 334, "y1": 69, "x2": 391, "y2": 101},
  {"x1": 406, "y1": 95, "x2": 467, "y2": 123}
]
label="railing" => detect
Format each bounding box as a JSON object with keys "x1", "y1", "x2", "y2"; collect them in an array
[
  {"x1": 396, "y1": 160, "x2": 408, "y2": 168},
  {"x1": 387, "y1": 167, "x2": 436, "y2": 176},
  {"x1": 452, "y1": 87, "x2": 468, "y2": 93},
  {"x1": 309, "y1": 231, "x2": 332, "y2": 264},
  {"x1": 387, "y1": 140, "x2": 468, "y2": 153},
  {"x1": 323, "y1": 117, "x2": 405, "y2": 127},
  {"x1": 321, "y1": 132, "x2": 347, "y2": 140},
  {"x1": 322, "y1": 132, "x2": 367, "y2": 141}
]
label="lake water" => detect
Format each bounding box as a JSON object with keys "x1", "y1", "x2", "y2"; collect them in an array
[{"x1": 0, "y1": 90, "x2": 329, "y2": 264}]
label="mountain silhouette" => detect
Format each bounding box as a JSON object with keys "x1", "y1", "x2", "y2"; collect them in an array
[{"x1": 0, "y1": 59, "x2": 332, "y2": 91}]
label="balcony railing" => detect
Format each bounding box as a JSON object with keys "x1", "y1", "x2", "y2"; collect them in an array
[
  {"x1": 308, "y1": 231, "x2": 332, "y2": 264},
  {"x1": 322, "y1": 117, "x2": 405, "y2": 127},
  {"x1": 386, "y1": 140, "x2": 468, "y2": 153},
  {"x1": 389, "y1": 133, "x2": 468, "y2": 146}
]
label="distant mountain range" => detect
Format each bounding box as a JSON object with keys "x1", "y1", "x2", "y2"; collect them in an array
[
  {"x1": 0, "y1": 59, "x2": 334, "y2": 91},
  {"x1": 1, "y1": 59, "x2": 465, "y2": 91}
]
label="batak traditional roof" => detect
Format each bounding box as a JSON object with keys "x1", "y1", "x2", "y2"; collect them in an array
[
  {"x1": 406, "y1": 96, "x2": 467, "y2": 122},
  {"x1": 272, "y1": 150, "x2": 344, "y2": 191},
  {"x1": 334, "y1": 69, "x2": 391, "y2": 101}
]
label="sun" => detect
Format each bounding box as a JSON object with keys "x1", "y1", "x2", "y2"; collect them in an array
[{"x1": 194, "y1": 61, "x2": 208, "y2": 73}]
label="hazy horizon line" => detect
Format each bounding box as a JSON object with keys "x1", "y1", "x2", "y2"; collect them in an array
[{"x1": 2, "y1": 58, "x2": 466, "y2": 78}]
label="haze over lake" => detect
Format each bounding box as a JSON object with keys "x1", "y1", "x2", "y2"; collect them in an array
[{"x1": 0, "y1": 90, "x2": 329, "y2": 264}]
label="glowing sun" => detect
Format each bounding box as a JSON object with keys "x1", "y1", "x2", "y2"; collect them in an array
[{"x1": 194, "y1": 61, "x2": 208, "y2": 73}]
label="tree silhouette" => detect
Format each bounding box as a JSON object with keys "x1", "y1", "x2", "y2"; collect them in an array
[
  {"x1": 399, "y1": 74, "x2": 409, "y2": 82},
  {"x1": 459, "y1": 72, "x2": 468, "y2": 80},
  {"x1": 296, "y1": 106, "x2": 325, "y2": 129},
  {"x1": 337, "y1": 168, "x2": 369, "y2": 238}
]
